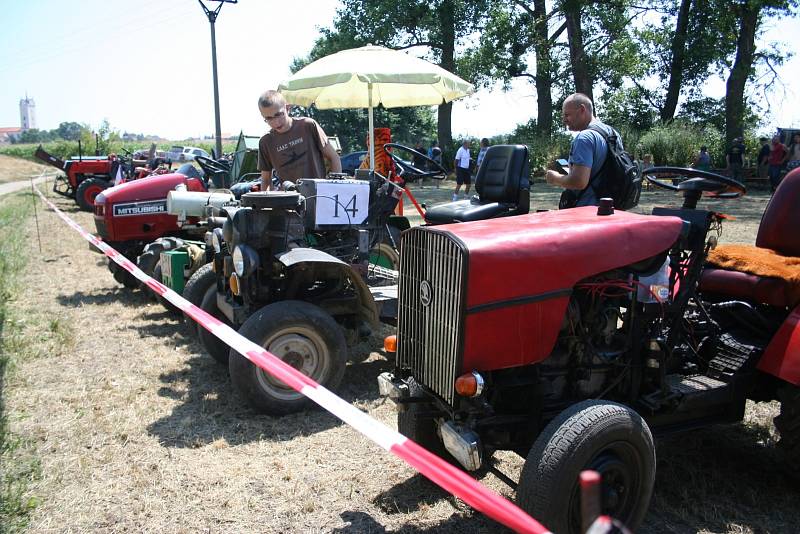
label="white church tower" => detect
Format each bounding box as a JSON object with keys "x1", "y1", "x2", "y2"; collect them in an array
[{"x1": 19, "y1": 94, "x2": 36, "y2": 130}]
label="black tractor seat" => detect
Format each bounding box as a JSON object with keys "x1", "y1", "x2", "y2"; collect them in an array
[{"x1": 424, "y1": 145, "x2": 531, "y2": 225}]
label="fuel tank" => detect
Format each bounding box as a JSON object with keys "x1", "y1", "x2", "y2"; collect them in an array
[{"x1": 93, "y1": 172, "x2": 206, "y2": 242}]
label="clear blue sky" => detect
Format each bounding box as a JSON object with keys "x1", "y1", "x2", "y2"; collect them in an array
[{"x1": 2, "y1": 0, "x2": 798, "y2": 142}]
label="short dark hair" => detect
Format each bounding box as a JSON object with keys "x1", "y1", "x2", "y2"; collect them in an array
[
  {"x1": 700, "y1": 145, "x2": 708, "y2": 151},
  {"x1": 258, "y1": 90, "x2": 285, "y2": 109},
  {"x1": 759, "y1": 137, "x2": 768, "y2": 142}
]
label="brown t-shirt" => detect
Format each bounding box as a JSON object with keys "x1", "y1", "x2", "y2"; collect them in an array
[{"x1": 257, "y1": 117, "x2": 328, "y2": 182}]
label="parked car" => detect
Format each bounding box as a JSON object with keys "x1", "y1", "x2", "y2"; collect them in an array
[
  {"x1": 166, "y1": 145, "x2": 211, "y2": 163},
  {"x1": 341, "y1": 151, "x2": 367, "y2": 176}
]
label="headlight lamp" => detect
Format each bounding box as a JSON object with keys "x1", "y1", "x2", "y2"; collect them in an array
[
  {"x1": 211, "y1": 228, "x2": 224, "y2": 253},
  {"x1": 232, "y1": 245, "x2": 259, "y2": 277}
]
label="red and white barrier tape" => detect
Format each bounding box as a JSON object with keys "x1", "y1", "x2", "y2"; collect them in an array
[{"x1": 33, "y1": 186, "x2": 551, "y2": 534}]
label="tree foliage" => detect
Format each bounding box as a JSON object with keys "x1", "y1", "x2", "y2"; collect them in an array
[
  {"x1": 290, "y1": 0, "x2": 492, "y2": 152},
  {"x1": 291, "y1": 0, "x2": 799, "y2": 163}
]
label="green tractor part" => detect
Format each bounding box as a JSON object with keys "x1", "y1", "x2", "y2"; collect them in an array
[
  {"x1": 159, "y1": 241, "x2": 206, "y2": 294},
  {"x1": 161, "y1": 250, "x2": 192, "y2": 293}
]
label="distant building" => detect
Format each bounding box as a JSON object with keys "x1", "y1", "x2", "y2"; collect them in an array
[
  {"x1": 20, "y1": 95, "x2": 36, "y2": 130},
  {"x1": 0, "y1": 127, "x2": 22, "y2": 144}
]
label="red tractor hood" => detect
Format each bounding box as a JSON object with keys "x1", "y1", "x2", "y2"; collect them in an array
[
  {"x1": 431, "y1": 206, "x2": 685, "y2": 370},
  {"x1": 100, "y1": 172, "x2": 205, "y2": 204},
  {"x1": 437, "y1": 206, "x2": 685, "y2": 308}
]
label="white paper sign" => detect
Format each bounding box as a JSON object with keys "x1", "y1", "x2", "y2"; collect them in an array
[{"x1": 315, "y1": 181, "x2": 370, "y2": 225}]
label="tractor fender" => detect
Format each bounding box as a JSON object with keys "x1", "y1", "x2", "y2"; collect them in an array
[
  {"x1": 275, "y1": 248, "x2": 379, "y2": 327},
  {"x1": 758, "y1": 302, "x2": 800, "y2": 386}
]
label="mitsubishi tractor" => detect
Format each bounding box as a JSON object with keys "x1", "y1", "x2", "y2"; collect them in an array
[
  {"x1": 92, "y1": 134, "x2": 261, "y2": 289},
  {"x1": 378, "y1": 165, "x2": 800, "y2": 533}
]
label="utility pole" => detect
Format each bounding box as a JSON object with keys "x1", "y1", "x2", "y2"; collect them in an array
[{"x1": 197, "y1": 0, "x2": 237, "y2": 158}]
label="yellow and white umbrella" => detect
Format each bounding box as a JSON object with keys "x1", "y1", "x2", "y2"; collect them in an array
[{"x1": 279, "y1": 44, "x2": 474, "y2": 169}]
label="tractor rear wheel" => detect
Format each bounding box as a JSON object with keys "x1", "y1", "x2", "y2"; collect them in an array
[
  {"x1": 775, "y1": 384, "x2": 800, "y2": 481},
  {"x1": 111, "y1": 264, "x2": 138, "y2": 289},
  {"x1": 76, "y1": 177, "x2": 108, "y2": 211},
  {"x1": 516, "y1": 400, "x2": 656, "y2": 534},
  {"x1": 368, "y1": 243, "x2": 400, "y2": 271},
  {"x1": 228, "y1": 301, "x2": 347, "y2": 415}
]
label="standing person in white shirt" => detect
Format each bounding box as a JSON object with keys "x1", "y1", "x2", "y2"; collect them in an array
[{"x1": 453, "y1": 139, "x2": 472, "y2": 201}]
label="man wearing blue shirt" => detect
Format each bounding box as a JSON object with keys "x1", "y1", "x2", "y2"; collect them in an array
[{"x1": 545, "y1": 93, "x2": 621, "y2": 207}]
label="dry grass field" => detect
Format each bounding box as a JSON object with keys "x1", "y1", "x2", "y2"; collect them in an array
[
  {"x1": 0, "y1": 155, "x2": 51, "y2": 184},
  {"x1": 2, "y1": 174, "x2": 797, "y2": 533}
]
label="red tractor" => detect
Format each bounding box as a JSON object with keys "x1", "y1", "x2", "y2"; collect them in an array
[
  {"x1": 34, "y1": 143, "x2": 173, "y2": 211},
  {"x1": 35, "y1": 144, "x2": 120, "y2": 211},
  {"x1": 379, "y1": 164, "x2": 800, "y2": 533}
]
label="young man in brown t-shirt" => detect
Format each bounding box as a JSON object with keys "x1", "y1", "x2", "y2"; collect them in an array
[{"x1": 257, "y1": 90, "x2": 341, "y2": 190}]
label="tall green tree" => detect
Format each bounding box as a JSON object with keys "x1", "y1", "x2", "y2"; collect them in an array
[
  {"x1": 562, "y1": 0, "x2": 593, "y2": 100},
  {"x1": 720, "y1": 0, "x2": 797, "y2": 143}
]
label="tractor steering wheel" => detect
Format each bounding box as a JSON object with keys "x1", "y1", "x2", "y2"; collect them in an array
[
  {"x1": 383, "y1": 143, "x2": 447, "y2": 180},
  {"x1": 642, "y1": 166, "x2": 746, "y2": 209},
  {"x1": 195, "y1": 155, "x2": 229, "y2": 177}
]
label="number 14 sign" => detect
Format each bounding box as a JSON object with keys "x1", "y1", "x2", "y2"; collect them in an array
[{"x1": 315, "y1": 181, "x2": 370, "y2": 225}]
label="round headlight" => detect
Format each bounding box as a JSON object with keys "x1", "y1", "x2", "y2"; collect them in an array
[
  {"x1": 232, "y1": 245, "x2": 259, "y2": 277},
  {"x1": 211, "y1": 228, "x2": 224, "y2": 253},
  {"x1": 232, "y1": 246, "x2": 245, "y2": 276}
]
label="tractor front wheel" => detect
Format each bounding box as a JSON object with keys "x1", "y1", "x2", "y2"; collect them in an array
[
  {"x1": 76, "y1": 178, "x2": 108, "y2": 211},
  {"x1": 181, "y1": 262, "x2": 215, "y2": 326},
  {"x1": 198, "y1": 285, "x2": 233, "y2": 366},
  {"x1": 517, "y1": 400, "x2": 656, "y2": 534},
  {"x1": 228, "y1": 301, "x2": 347, "y2": 415}
]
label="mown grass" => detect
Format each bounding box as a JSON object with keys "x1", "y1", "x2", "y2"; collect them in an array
[{"x1": 0, "y1": 192, "x2": 43, "y2": 532}]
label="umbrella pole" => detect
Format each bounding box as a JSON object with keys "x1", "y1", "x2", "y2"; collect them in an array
[{"x1": 368, "y1": 82, "x2": 375, "y2": 171}]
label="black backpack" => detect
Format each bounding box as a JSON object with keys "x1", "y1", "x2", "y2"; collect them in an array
[
  {"x1": 587, "y1": 124, "x2": 641, "y2": 210},
  {"x1": 559, "y1": 125, "x2": 641, "y2": 210}
]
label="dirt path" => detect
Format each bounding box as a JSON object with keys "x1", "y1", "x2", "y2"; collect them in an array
[
  {"x1": 6, "y1": 186, "x2": 794, "y2": 533},
  {"x1": 0, "y1": 173, "x2": 56, "y2": 197}
]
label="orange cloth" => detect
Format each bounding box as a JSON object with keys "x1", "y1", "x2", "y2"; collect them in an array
[
  {"x1": 359, "y1": 127, "x2": 396, "y2": 178},
  {"x1": 707, "y1": 244, "x2": 800, "y2": 283}
]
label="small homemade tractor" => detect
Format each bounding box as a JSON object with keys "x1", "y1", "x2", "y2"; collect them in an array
[
  {"x1": 92, "y1": 133, "x2": 261, "y2": 288},
  {"x1": 378, "y1": 167, "x2": 800, "y2": 532},
  {"x1": 200, "y1": 164, "x2": 423, "y2": 415}
]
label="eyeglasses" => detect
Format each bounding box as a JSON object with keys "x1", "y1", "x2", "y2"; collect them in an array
[{"x1": 262, "y1": 110, "x2": 286, "y2": 123}]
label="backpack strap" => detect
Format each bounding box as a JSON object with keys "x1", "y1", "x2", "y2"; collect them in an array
[{"x1": 584, "y1": 123, "x2": 617, "y2": 197}]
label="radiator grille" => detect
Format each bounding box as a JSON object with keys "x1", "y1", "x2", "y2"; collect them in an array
[{"x1": 397, "y1": 228, "x2": 466, "y2": 405}]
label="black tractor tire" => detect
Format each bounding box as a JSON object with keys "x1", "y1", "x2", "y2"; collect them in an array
[
  {"x1": 775, "y1": 384, "x2": 800, "y2": 480},
  {"x1": 181, "y1": 262, "x2": 215, "y2": 325},
  {"x1": 397, "y1": 377, "x2": 457, "y2": 464},
  {"x1": 198, "y1": 285, "x2": 233, "y2": 366},
  {"x1": 111, "y1": 264, "x2": 138, "y2": 289},
  {"x1": 516, "y1": 400, "x2": 656, "y2": 534},
  {"x1": 76, "y1": 177, "x2": 108, "y2": 212},
  {"x1": 228, "y1": 301, "x2": 347, "y2": 416}
]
